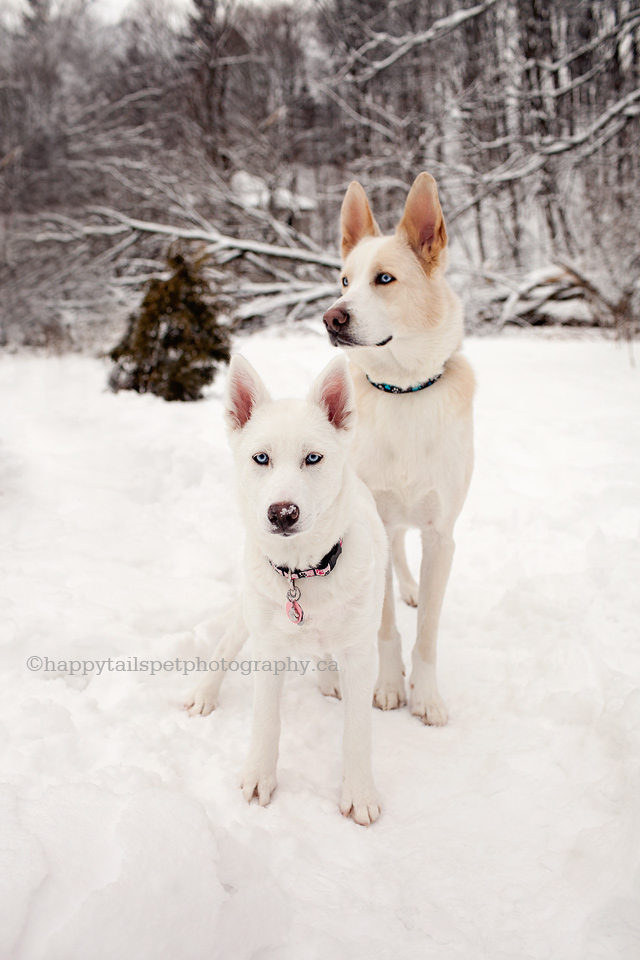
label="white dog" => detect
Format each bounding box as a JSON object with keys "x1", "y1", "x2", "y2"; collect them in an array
[
  {"x1": 189, "y1": 354, "x2": 387, "y2": 825},
  {"x1": 322, "y1": 172, "x2": 475, "y2": 726}
]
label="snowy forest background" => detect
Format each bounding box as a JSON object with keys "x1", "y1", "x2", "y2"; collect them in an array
[
  {"x1": 1, "y1": 0, "x2": 639, "y2": 351},
  {"x1": 3, "y1": 6, "x2": 640, "y2": 954}
]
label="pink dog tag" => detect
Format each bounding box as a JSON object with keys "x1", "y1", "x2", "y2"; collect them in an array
[{"x1": 286, "y1": 599, "x2": 304, "y2": 625}]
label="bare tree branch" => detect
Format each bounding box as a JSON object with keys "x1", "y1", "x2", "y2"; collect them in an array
[
  {"x1": 34, "y1": 208, "x2": 341, "y2": 269},
  {"x1": 332, "y1": 0, "x2": 501, "y2": 84}
]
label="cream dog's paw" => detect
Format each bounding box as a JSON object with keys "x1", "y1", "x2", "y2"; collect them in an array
[
  {"x1": 409, "y1": 659, "x2": 448, "y2": 726},
  {"x1": 340, "y1": 779, "x2": 380, "y2": 826},
  {"x1": 374, "y1": 644, "x2": 406, "y2": 710},
  {"x1": 398, "y1": 576, "x2": 419, "y2": 608}
]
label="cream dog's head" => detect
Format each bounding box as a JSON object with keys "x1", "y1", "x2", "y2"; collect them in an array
[{"x1": 323, "y1": 173, "x2": 463, "y2": 376}]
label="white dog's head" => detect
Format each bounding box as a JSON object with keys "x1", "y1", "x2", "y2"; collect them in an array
[{"x1": 224, "y1": 355, "x2": 356, "y2": 545}]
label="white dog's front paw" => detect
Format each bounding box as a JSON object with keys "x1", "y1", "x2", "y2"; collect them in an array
[
  {"x1": 184, "y1": 677, "x2": 221, "y2": 717},
  {"x1": 409, "y1": 659, "x2": 448, "y2": 726},
  {"x1": 340, "y1": 779, "x2": 380, "y2": 826},
  {"x1": 318, "y1": 669, "x2": 341, "y2": 699},
  {"x1": 240, "y1": 764, "x2": 277, "y2": 806}
]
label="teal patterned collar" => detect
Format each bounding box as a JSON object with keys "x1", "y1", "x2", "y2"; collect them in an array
[{"x1": 365, "y1": 371, "x2": 443, "y2": 394}]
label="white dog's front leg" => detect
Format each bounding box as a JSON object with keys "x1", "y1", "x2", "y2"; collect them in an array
[
  {"x1": 374, "y1": 558, "x2": 407, "y2": 710},
  {"x1": 410, "y1": 530, "x2": 455, "y2": 726},
  {"x1": 317, "y1": 654, "x2": 341, "y2": 699},
  {"x1": 337, "y1": 650, "x2": 379, "y2": 825},
  {"x1": 241, "y1": 669, "x2": 285, "y2": 806},
  {"x1": 185, "y1": 605, "x2": 249, "y2": 716}
]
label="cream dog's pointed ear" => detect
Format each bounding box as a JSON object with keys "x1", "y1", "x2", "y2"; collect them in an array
[
  {"x1": 340, "y1": 181, "x2": 381, "y2": 259},
  {"x1": 224, "y1": 355, "x2": 270, "y2": 430},
  {"x1": 308, "y1": 356, "x2": 356, "y2": 431},
  {"x1": 397, "y1": 172, "x2": 447, "y2": 268}
]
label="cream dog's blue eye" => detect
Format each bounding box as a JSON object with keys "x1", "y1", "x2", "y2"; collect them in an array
[
  {"x1": 305, "y1": 453, "x2": 323, "y2": 465},
  {"x1": 342, "y1": 277, "x2": 349, "y2": 287},
  {"x1": 253, "y1": 453, "x2": 269, "y2": 465},
  {"x1": 376, "y1": 272, "x2": 395, "y2": 285}
]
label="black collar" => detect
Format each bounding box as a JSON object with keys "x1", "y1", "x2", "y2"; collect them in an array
[{"x1": 268, "y1": 539, "x2": 343, "y2": 580}]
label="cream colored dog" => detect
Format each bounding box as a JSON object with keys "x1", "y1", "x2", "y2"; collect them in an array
[{"x1": 322, "y1": 172, "x2": 474, "y2": 725}]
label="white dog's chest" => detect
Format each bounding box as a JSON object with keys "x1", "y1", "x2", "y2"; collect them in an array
[{"x1": 245, "y1": 580, "x2": 356, "y2": 657}]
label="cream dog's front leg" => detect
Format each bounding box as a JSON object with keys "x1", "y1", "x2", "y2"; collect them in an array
[
  {"x1": 391, "y1": 527, "x2": 419, "y2": 607},
  {"x1": 373, "y1": 558, "x2": 407, "y2": 710},
  {"x1": 337, "y1": 648, "x2": 380, "y2": 825},
  {"x1": 409, "y1": 528, "x2": 455, "y2": 726},
  {"x1": 241, "y1": 668, "x2": 285, "y2": 806}
]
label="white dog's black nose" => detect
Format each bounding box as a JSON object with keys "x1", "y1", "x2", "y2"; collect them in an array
[{"x1": 268, "y1": 502, "x2": 300, "y2": 533}]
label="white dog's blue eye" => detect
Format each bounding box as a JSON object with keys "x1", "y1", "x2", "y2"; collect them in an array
[
  {"x1": 341, "y1": 277, "x2": 349, "y2": 287},
  {"x1": 253, "y1": 453, "x2": 269, "y2": 465},
  {"x1": 376, "y1": 272, "x2": 395, "y2": 285},
  {"x1": 305, "y1": 453, "x2": 323, "y2": 465}
]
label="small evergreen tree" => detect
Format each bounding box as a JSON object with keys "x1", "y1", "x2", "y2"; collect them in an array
[{"x1": 109, "y1": 248, "x2": 231, "y2": 402}]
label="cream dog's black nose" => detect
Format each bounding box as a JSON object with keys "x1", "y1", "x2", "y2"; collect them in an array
[
  {"x1": 323, "y1": 305, "x2": 350, "y2": 333},
  {"x1": 268, "y1": 502, "x2": 300, "y2": 532}
]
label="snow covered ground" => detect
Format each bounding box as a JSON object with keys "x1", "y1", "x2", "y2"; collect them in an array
[{"x1": 1, "y1": 329, "x2": 639, "y2": 960}]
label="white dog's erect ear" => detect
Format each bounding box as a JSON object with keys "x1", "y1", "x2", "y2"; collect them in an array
[
  {"x1": 397, "y1": 172, "x2": 447, "y2": 268},
  {"x1": 340, "y1": 181, "x2": 381, "y2": 259},
  {"x1": 309, "y1": 356, "x2": 356, "y2": 432},
  {"x1": 224, "y1": 355, "x2": 270, "y2": 430}
]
